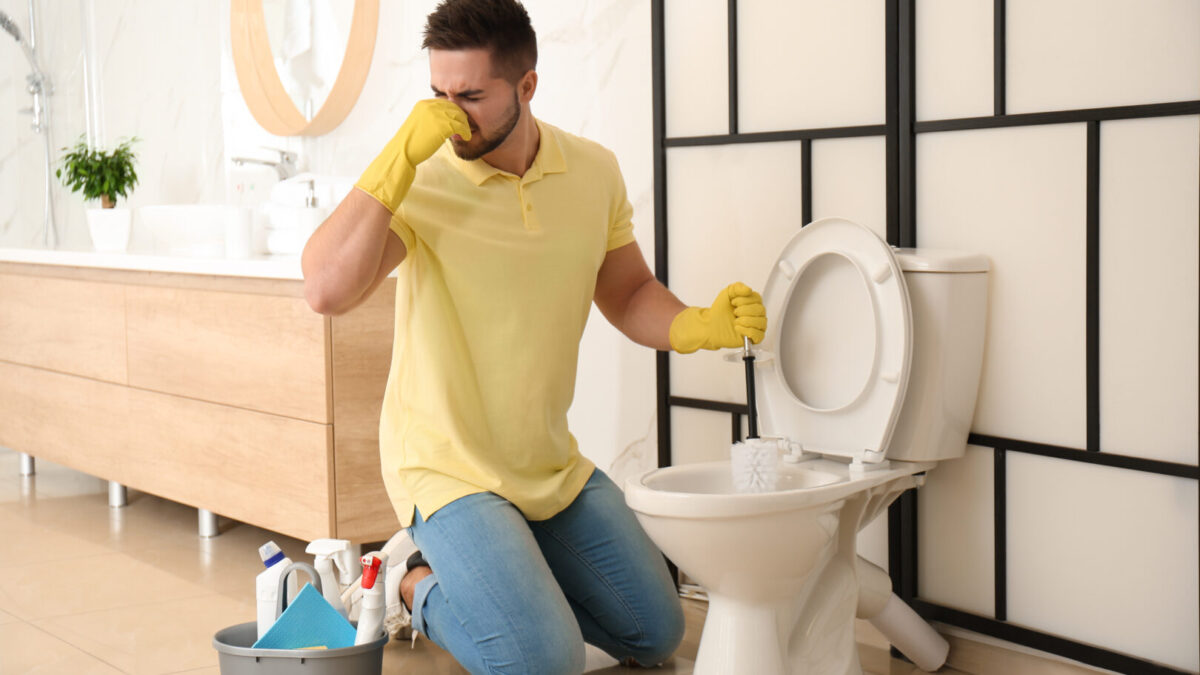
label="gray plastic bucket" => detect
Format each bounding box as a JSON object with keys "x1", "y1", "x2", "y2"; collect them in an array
[{"x1": 213, "y1": 562, "x2": 388, "y2": 674}]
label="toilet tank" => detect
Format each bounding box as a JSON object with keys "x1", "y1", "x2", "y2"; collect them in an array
[{"x1": 885, "y1": 249, "x2": 990, "y2": 462}]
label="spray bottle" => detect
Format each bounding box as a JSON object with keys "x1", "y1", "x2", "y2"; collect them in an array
[
  {"x1": 305, "y1": 538, "x2": 355, "y2": 618},
  {"x1": 255, "y1": 540, "x2": 296, "y2": 639},
  {"x1": 355, "y1": 551, "x2": 388, "y2": 645}
]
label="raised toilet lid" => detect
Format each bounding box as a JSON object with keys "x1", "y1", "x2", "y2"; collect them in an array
[{"x1": 757, "y1": 217, "x2": 912, "y2": 463}]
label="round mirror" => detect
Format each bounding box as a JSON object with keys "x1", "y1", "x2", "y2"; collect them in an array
[{"x1": 231, "y1": 0, "x2": 378, "y2": 136}]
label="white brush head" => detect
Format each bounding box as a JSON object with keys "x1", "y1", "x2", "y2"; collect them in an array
[{"x1": 730, "y1": 438, "x2": 779, "y2": 493}]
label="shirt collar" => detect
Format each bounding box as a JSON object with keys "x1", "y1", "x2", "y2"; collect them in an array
[{"x1": 448, "y1": 118, "x2": 567, "y2": 186}]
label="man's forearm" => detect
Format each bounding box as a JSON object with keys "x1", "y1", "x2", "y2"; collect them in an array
[
  {"x1": 301, "y1": 188, "x2": 394, "y2": 315},
  {"x1": 619, "y1": 278, "x2": 687, "y2": 351}
]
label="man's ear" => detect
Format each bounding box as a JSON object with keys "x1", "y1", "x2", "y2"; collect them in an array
[{"x1": 519, "y1": 70, "x2": 538, "y2": 103}]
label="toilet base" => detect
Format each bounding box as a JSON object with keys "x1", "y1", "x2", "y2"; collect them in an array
[{"x1": 693, "y1": 593, "x2": 795, "y2": 675}]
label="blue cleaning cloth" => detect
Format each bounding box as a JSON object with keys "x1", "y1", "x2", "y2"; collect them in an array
[{"x1": 252, "y1": 583, "x2": 356, "y2": 650}]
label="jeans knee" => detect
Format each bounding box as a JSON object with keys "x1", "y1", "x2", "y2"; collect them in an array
[
  {"x1": 626, "y1": 600, "x2": 686, "y2": 667},
  {"x1": 513, "y1": 632, "x2": 585, "y2": 675}
]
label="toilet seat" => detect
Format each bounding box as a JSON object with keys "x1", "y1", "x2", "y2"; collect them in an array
[{"x1": 758, "y1": 217, "x2": 912, "y2": 463}]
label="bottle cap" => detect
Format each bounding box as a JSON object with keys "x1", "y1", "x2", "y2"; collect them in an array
[
  {"x1": 361, "y1": 554, "x2": 383, "y2": 590},
  {"x1": 258, "y1": 540, "x2": 285, "y2": 568}
]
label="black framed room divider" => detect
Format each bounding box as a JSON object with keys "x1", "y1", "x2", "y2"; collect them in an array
[{"x1": 649, "y1": 1, "x2": 1200, "y2": 673}]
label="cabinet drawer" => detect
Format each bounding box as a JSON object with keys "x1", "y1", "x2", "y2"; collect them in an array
[
  {"x1": 0, "y1": 273, "x2": 127, "y2": 383},
  {"x1": 126, "y1": 286, "x2": 330, "y2": 422},
  {"x1": 127, "y1": 388, "x2": 334, "y2": 542}
]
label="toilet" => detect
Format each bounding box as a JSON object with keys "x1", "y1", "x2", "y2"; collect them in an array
[{"x1": 625, "y1": 217, "x2": 989, "y2": 675}]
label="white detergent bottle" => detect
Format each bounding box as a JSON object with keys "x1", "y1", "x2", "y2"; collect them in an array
[
  {"x1": 306, "y1": 538, "x2": 354, "y2": 618},
  {"x1": 355, "y1": 551, "x2": 388, "y2": 645},
  {"x1": 255, "y1": 540, "x2": 296, "y2": 639}
]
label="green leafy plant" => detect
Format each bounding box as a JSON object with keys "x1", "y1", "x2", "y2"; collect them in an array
[{"x1": 56, "y1": 136, "x2": 140, "y2": 208}]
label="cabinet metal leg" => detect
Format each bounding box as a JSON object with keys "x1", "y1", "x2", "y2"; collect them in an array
[
  {"x1": 198, "y1": 508, "x2": 220, "y2": 538},
  {"x1": 108, "y1": 481, "x2": 128, "y2": 508},
  {"x1": 18, "y1": 452, "x2": 35, "y2": 476}
]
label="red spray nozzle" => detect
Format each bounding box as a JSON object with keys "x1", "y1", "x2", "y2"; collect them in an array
[{"x1": 361, "y1": 554, "x2": 383, "y2": 589}]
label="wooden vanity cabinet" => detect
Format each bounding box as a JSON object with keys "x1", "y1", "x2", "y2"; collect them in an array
[{"x1": 0, "y1": 262, "x2": 400, "y2": 543}]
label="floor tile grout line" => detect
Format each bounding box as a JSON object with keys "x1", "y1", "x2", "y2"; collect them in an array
[{"x1": 14, "y1": 616, "x2": 131, "y2": 674}]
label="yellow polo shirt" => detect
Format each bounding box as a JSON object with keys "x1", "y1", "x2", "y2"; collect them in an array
[{"x1": 379, "y1": 119, "x2": 636, "y2": 527}]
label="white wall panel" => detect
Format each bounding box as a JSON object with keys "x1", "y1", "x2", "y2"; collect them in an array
[
  {"x1": 1099, "y1": 116, "x2": 1200, "y2": 466},
  {"x1": 917, "y1": 125, "x2": 1087, "y2": 449},
  {"x1": 916, "y1": 0, "x2": 993, "y2": 121},
  {"x1": 917, "y1": 446, "x2": 995, "y2": 617},
  {"x1": 738, "y1": 0, "x2": 885, "y2": 132},
  {"x1": 811, "y1": 136, "x2": 887, "y2": 238},
  {"x1": 664, "y1": 0, "x2": 728, "y2": 138},
  {"x1": 1007, "y1": 453, "x2": 1200, "y2": 672},
  {"x1": 671, "y1": 406, "x2": 735, "y2": 466},
  {"x1": 1007, "y1": 0, "x2": 1200, "y2": 114},
  {"x1": 667, "y1": 142, "x2": 804, "y2": 402}
]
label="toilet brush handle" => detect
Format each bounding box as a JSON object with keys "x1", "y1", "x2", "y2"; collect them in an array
[{"x1": 743, "y1": 337, "x2": 758, "y2": 439}]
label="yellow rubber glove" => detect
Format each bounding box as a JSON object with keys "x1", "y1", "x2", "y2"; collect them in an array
[
  {"x1": 669, "y1": 282, "x2": 767, "y2": 354},
  {"x1": 354, "y1": 99, "x2": 472, "y2": 213}
]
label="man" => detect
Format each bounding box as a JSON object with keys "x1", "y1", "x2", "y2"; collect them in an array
[{"x1": 301, "y1": 1, "x2": 766, "y2": 672}]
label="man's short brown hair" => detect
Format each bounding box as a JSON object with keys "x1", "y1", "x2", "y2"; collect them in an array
[{"x1": 423, "y1": 0, "x2": 538, "y2": 84}]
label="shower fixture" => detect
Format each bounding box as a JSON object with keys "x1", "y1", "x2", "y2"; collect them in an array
[{"x1": 1, "y1": 5, "x2": 57, "y2": 247}]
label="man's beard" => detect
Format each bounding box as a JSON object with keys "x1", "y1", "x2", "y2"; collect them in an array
[{"x1": 452, "y1": 92, "x2": 521, "y2": 161}]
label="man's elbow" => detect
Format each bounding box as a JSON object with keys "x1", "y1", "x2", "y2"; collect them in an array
[{"x1": 303, "y1": 278, "x2": 352, "y2": 316}]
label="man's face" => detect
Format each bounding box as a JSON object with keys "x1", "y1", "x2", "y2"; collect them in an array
[{"x1": 429, "y1": 48, "x2": 524, "y2": 161}]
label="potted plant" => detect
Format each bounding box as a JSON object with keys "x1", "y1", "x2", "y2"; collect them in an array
[{"x1": 57, "y1": 136, "x2": 140, "y2": 252}]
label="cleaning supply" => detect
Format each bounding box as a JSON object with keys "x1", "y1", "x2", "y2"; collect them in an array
[
  {"x1": 355, "y1": 551, "x2": 388, "y2": 645},
  {"x1": 731, "y1": 336, "x2": 778, "y2": 493},
  {"x1": 354, "y1": 99, "x2": 471, "y2": 214},
  {"x1": 669, "y1": 282, "x2": 767, "y2": 353},
  {"x1": 252, "y1": 562, "x2": 357, "y2": 650},
  {"x1": 256, "y1": 540, "x2": 297, "y2": 639},
  {"x1": 306, "y1": 538, "x2": 355, "y2": 619}
]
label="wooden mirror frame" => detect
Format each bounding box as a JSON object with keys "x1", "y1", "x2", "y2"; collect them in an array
[{"x1": 230, "y1": 0, "x2": 379, "y2": 136}]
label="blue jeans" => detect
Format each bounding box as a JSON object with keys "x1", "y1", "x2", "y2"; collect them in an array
[{"x1": 407, "y1": 468, "x2": 685, "y2": 675}]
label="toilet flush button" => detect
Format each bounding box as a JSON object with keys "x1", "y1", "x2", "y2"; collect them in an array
[{"x1": 778, "y1": 260, "x2": 796, "y2": 279}]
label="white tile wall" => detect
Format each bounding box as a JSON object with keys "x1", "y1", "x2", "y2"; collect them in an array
[
  {"x1": 810, "y1": 136, "x2": 887, "y2": 239},
  {"x1": 1099, "y1": 115, "x2": 1200, "y2": 466},
  {"x1": 666, "y1": 141, "x2": 804, "y2": 404},
  {"x1": 737, "y1": 0, "x2": 886, "y2": 132},
  {"x1": 664, "y1": 0, "x2": 727, "y2": 138},
  {"x1": 916, "y1": 0, "x2": 993, "y2": 121},
  {"x1": 1007, "y1": 0, "x2": 1200, "y2": 114},
  {"x1": 671, "y1": 406, "x2": 736, "y2": 467},
  {"x1": 1006, "y1": 453, "x2": 1199, "y2": 672},
  {"x1": 917, "y1": 124, "x2": 1088, "y2": 450},
  {"x1": 917, "y1": 446, "x2": 995, "y2": 618}
]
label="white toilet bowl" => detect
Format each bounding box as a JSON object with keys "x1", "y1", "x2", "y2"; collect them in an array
[{"x1": 626, "y1": 217, "x2": 989, "y2": 675}]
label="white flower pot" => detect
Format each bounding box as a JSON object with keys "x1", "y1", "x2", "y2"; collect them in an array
[{"x1": 86, "y1": 208, "x2": 132, "y2": 252}]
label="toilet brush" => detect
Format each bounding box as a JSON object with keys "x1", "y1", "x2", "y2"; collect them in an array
[{"x1": 731, "y1": 337, "x2": 778, "y2": 492}]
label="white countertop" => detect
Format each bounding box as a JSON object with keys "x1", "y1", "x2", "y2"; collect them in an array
[{"x1": 0, "y1": 246, "x2": 305, "y2": 280}]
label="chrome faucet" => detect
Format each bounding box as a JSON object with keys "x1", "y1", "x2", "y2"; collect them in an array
[{"x1": 231, "y1": 147, "x2": 298, "y2": 180}]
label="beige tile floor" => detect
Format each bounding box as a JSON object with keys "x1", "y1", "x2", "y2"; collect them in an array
[{"x1": 0, "y1": 447, "x2": 962, "y2": 675}]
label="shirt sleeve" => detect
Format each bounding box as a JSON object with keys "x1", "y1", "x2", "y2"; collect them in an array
[
  {"x1": 389, "y1": 208, "x2": 416, "y2": 252},
  {"x1": 605, "y1": 150, "x2": 637, "y2": 252}
]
